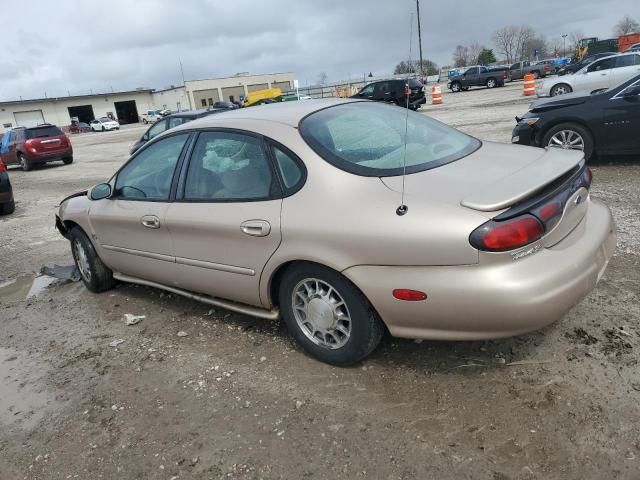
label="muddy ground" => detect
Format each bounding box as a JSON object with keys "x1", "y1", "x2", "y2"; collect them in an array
[{"x1": 1, "y1": 84, "x2": 639, "y2": 479}]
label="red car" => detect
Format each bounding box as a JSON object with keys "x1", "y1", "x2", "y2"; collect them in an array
[{"x1": 3, "y1": 124, "x2": 73, "y2": 171}]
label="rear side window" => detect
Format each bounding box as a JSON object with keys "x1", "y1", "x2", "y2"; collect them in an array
[
  {"x1": 272, "y1": 145, "x2": 304, "y2": 192},
  {"x1": 300, "y1": 102, "x2": 480, "y2": 177},
  {"x1": 25, "y1": 126, "x2": 63, "y2": 139}
]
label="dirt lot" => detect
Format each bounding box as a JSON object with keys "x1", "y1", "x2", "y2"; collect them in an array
[{"x1": 1, "y1": 85, "x2": 639, "y2": 479}]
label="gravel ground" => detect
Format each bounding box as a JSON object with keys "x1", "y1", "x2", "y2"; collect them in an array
[{"x1": 1, "y1": 85, "x2": 639, "y2": 479}]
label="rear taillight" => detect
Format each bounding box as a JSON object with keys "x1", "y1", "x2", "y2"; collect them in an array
[
  {"x1": 0, "y1": 160, "x2": 5, "y2": 173},
  {"x1": 25, "y1": 139, "x2": 34, "y2": 147},
  {"x1": 470, "y1": 215, "x2": 544, "y2": 252},
  {"x1": 403, "y1": 83, "x2": 410, "y2": 96}
]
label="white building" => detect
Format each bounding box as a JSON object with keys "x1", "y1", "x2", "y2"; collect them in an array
[{"x1": 0, "y1": 72, "x2": 294, "y2": 133}]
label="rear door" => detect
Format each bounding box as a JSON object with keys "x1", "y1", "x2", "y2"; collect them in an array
[
  {"x1": 610, "y1": 54, "x2": 640, "y2": 85},
  {"x1": 603, "y1": 79, "x2": 640, "y2": 153},
  {"x1": 165, "y1": 130, "x2": 283, "y2": 307},
  {"x1": 88, "y1": 132, "x2": 191, "y2": 284},
  {"x1": 5, "y1": 130, "x2": 19, "y2": 165}
]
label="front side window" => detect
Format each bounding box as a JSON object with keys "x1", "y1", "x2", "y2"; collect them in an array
[
  {"x1": 465, "y1": 67, "x2": 478, "y2": 75},
  {"x1": 184, "y1": 132, "x2": 276, "y2": 201},
  {"x1": 167, "y1": 117, "x2": 185, "y2": 129},
  {"x1": 299, "y1": 102, "x2": 480, "y2": 176},
  {"x1": 588, "y1": 58, "x2": 616, "y2": 72},
  {"x1": 115, "y1": 133, "x2": 189, "y2": 200},
  {"x1": 147, "y1": 120, "x2": 168, "y2": 139},
  {"x1": 359, "y1": 84, "x2": 375, "y2": 96}
]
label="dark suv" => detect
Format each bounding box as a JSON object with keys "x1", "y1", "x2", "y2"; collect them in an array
[
  {"x1": 352, "y1": 79, "x2": 426, "y2": 110},
  {"x1": 2, "y1": 124, "x2": 73, "y2": 171}
]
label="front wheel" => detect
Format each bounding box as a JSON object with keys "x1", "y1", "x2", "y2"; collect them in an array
[
  {"x1": 532, "y1": 71, "x2": 540, "y2": 79},
  {"x1": 542, "y1": 123, "x2": 594, "y2": 160},
  {"x1": 70, "y1": 227, "x2": 116, "y2": 293},
  {"x1": 278, "y1": 263, "x2": 384, "y2": 366},
  {"x1": 551, "y1": 83, "x2": 572, "y2": 97},
  {"x1": 486, "y1": 78, "x2": 497, "y2": 88},
  {"x1": 450, "y1": 82, "x2": 461, "y2": 93},
  {"x1": 19, "y1": 153, "x2": 32, "y2": 172}
]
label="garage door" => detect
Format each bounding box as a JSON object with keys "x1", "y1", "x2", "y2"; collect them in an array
[
  {"x1": 221, "y1": 86, "x2": 246, "y2": 102},
  {"x1": 14, "y1": 110, "x2": 45, "y2": 127},
  {"x1": 272, "y1": 81, "x2": 292, "y2": 92},
  {"x1": 247, "y1": 83, "x2": 269, "y2": 92}
]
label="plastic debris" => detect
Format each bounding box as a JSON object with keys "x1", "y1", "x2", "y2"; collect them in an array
[
  {"x1": 109, "y1": 339, "x2": 125, "y2": 347},
  {"x1": 124, "y1": 314, "x2": 145, "y2": 326}
]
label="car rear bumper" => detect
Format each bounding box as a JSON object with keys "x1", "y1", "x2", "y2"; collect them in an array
[
  {"x1": 26, "y1": 148, "x2": 73, "y2": 163},
  {"x1": 342, "y1": 199, "x2": 616, "y2": 340},
  {"x1": 0, "y1": 172, "x2": 13, "y2": 204}
]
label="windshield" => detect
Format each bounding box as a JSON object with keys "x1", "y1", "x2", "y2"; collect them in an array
[
  {"x1": 299, "y1": 102, "x2": 480, "y2": 176},
  {"x1": 25, "y1": 125, "x2": 63, "y2": 139}
]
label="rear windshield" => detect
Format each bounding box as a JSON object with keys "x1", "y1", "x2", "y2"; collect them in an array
[
  {"x1": 299, "y1": 102, "x2": 480, "y2": 176},
  {"x1": 25, "y1": 126, "x2": 63, "y2": 139},
  {"x1": 408, "y1": 79, "x2": 423, "y2": 88},
  {"x1": 99, "y1": 117, "x2": 111, "y2": 122}
]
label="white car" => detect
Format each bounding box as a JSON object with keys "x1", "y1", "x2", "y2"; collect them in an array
[
  {"x1": 90, "y1": 117, "x2": 120, "y2": 132},
  {"x1": 537, "y1": 52, "x2": 640, "y2": 97}
]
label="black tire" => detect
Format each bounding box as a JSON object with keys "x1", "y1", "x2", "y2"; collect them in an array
[
  {"x1": 278, "y1": 263, "x2": 384, "y2": 366},
  {"x1": 532, "y1": 71, "x2": 540, "y2": 79},
  {"x1": 101, "y1": 126, "x2": 106, "y2": 132},
  {"x1": 70, "y1": 227, "x2": 116, "y2": 293},
  {"x1": 550, "y1": 83, "x2": 572, "y2": 97},
  {"x1": 486, "y1": 77, "x2": 497, "y2": 88},
  {"x1": 63, "y1": 156, "x2": 73, "y2": 165},
  {"x1": 542, "y1": 122, "x2": 595, "y2": 161},
  {"x1": 450, "y1": 81, "x2": 461, "y2": 93},
  {"x1": 18, "y1": 153, "x2": 32, "y2": 172},
  {"x1": 0, "y1": 199, "x2": 15, "y2": 215},
  {"x1": 142, "y1": 119, "x2": 148, "y2": 124}
]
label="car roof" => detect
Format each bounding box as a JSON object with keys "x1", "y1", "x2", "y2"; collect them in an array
[
  {"x1": 173, "y1": 98, "x2": 358, "y2": 129},
  {"x1": 166, "y1": 108, "x2": 225, "y2": 119}
]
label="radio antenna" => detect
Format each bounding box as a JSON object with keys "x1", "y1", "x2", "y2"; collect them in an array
[{"x1": 396, "y1": 12, "x2": 413, "y2": 217}]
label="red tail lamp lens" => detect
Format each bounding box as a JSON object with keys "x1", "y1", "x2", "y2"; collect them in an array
[
  {"x1": 470, "y1": 215, "x2": 544, "y2": 252},
  {"x1": 537, "y1": 202, "x2": 562, "y2": 221},
  {"x1": 0, "y1": 160, "x2": 5, "y2": 173},
  {"x1": 403, "y1": 84, "x2": 410, "y2": 96},
  {"x1": 393, "y1": 289, "x2": 428, "y2": 301}
]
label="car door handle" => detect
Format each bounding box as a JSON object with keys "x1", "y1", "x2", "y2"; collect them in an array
[
  {"x1": 240, "y1": 220, "x2": 271, "y2": 237},
  {"x1": 141, "y1": 215, "x2": 160, "y2": 229}
]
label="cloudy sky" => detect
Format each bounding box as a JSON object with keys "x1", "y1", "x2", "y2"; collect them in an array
[{"x1": 1, "y1": 0, "x2": 637, "y2": 100}]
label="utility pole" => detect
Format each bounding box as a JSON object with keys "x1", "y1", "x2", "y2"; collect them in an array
[
  {"x1": 561, "y1": 34, "x2": 568, "y2": 57},
  {"x1": 179, "y1": 58, "x2": 192, "y2": 111},
  {"x1": 416, "y1": 0, "x2": 424, "y2": 82}
]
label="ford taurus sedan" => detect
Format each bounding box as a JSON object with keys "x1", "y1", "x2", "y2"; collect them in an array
[{"x1": 55, "y1": 99, "x2": 616, "y2": 365}]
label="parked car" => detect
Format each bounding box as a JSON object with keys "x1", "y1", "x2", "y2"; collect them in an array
[
  {"x1": 140, "y1": 110, "x2": 165, "y2": 124},
  {"x1": 55, "y1": 99, "x2": 615, "y2": 365},
  {"x1": 129, "y1": 108, "x2": 228, "y2": 155},
  {"x1": 538, "y1": 52, "x2": 640, "y2": 97},
  {"x1": 513, "y1": 73, "x2": 640, "y2": 160},
  {"x1": 1, "y1": 124, "x2": 73, "y2": 171},
  {"x1": 447, "y1": 65, "x2": 508, "y2": 92},
  {"x1": 556, "y1": 52, "x2": 619, "y2": 76},
  {"x1": 69, "y1": 121, "x2": 91, "y2": 134},
  {"x1": 212, "y1": 101, "x2": 238, "y2": 110},
  {"x1": 351, "y1": 79, "x2": 426, "y2": 109},
  {"x1": 0, "y1": 157, "x2": 15, "y2": 215},
  {"x1": 509, "y1": 60, "x2": 550, "y2": 80},
  {"x1": 625, "y1": 43, "x2": 640, "y2": 52},
  {"x1": 535, "y1": 59, "x2": 558, "y2": 74},
  {"x1": 90, "y1": 117, "x2": 120, "y2": 132}
]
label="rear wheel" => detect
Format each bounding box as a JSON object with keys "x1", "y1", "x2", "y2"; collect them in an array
[
  {"x1": 278, "y1": 263, "x2": 384, "y2": 366},
  {"x1": 18, "y1": 153, "x2": 32, "y2": 172},
  {"x1": 0, "y1": 199, "x2": 15, "y2": 215},
  {"x1": 70, "y1": 227, "x2": 116, "y2": 293},
  {"x1": 542, "y1": 123, "x2": 594, "y2": 160},
  {"x1": 486, "y1": 78, "x2": 497, "y2": 88},
  {"x1": 551, "y1": 83, "x2": 572, "y2": 97},
  {"x1": 63, "y1": 156, "x2": 73, "y2": 165}
]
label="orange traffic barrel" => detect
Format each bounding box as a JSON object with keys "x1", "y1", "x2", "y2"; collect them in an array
[
  {"x1": 431, "y1": 84, "x2": 443, "y2": 104},
  {"x1": 523, "y1": 73, "x2": 536, "y2": 96}
]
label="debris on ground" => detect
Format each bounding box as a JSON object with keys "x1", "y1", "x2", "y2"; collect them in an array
[
  {"x1": 39, "y1": 264, "x2": 81, "y2": 282},
  {"x1": 109, "y1": 339, "x2": 125, "y2": 347},
  {"x1": 565, "y1": 327, "x2": 599, "y2": 345},
  {"x1": 177, "y1": 331, "x2": 188, "y2": 337},
  {"x1": 123, "y1": 314, "x2": 145, "y2": 326}
]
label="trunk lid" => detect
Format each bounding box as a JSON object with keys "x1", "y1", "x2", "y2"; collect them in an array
[{"x1": 381, "y1": 141, "x2": 583, "y2": 213}]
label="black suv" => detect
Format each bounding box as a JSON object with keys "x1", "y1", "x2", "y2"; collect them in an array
[{"x1": 352, "y1": 79, "x2": 426, "y2": 110}]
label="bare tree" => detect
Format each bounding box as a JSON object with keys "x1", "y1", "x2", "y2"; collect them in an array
[
  {"x1": 523, "y1": 35, "x2": 547, "y2": 60},
  {"x1": 493, "y1": 26, "x2": 518, "y2": 64},
  {"x1": 468, "y1": 42, "x2": 482, "y2": 65},
  {"x1": 549, "y1": 37, "x2": 562, "y2": 56},
  {"x1": 452, "y1": 45, "x2": 470, "y2": 67},
  {"x1": 317, "y1": 72, "x2": 328, "y2": 86},
  {"x1": 614, "y1": 15, "x2": 640, "y2": 36},
  {"x1": 515, "y1": 26, "x2": 536, "y2": 60},
  {"x1": 569, "y1": 30, "x2": 584, "y2": 50}
]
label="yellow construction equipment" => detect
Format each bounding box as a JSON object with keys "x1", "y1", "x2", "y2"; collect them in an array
[{"x1": 243, "y1": 88, "x2": 282, "y2": 107}]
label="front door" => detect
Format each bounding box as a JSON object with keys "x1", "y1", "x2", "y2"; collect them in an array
[
  {"x1": 581, "y1": 56, "x2": 617, "y2": 91},
  {"x1": 88, "y1": 132, "x2": 191, "y2": 284},
  {"x1": 603, "y1": 80, "x2": 640, "y2": 153},
  {"x1": 166, "y1": 130, "x2": 282, "y2": 307}
]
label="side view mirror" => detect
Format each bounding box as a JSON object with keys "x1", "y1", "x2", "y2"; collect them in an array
[
  {"x1": 89, "y1": 183, "x2": 112, "y2": 201},
  {"x1": 623, "y1": 85, "x2": 640, "y2": 99}
]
